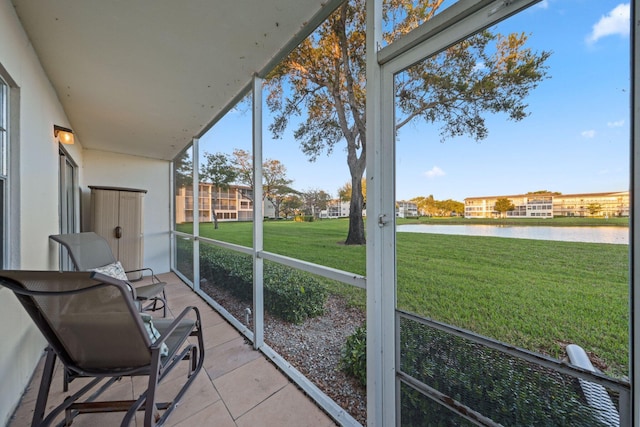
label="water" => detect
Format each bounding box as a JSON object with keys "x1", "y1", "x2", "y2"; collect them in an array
[{"x1": 396, "y1": 224, "x2": 629, "y2": 245}]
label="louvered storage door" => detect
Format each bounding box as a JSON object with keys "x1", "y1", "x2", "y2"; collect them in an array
[{"x1": 90, "y1": 186, "x2": 146, "y2": 280}]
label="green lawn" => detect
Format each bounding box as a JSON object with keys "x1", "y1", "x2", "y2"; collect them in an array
[{"x1": 177, "y1": 218, "x2": 629, "y2": 376}]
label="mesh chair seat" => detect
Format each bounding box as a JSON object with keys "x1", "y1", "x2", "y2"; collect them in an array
[
  {"x1": 0, "y1": 270, "x2": 204, "y2": 427},
  {"x1": 135, "y1": 281, "x2": 167, "y2": 300},
  {"x1": 50, "y1": 232, "x2": 168, "y2": 316}
]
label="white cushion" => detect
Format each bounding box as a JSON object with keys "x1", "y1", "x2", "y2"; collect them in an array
[
  {"x1": 91, "y1": 261, "x2": 128, "y2": 281},
  {"x1": 140, "y1": 313, "x2": 169, "y2": 356}
]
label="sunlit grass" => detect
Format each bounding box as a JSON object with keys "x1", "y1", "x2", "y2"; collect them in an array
[
  {"x1": 177, "y1": 218, "x2": 629, "y2": 376},
  {"x1": 396, "y1": 233, "x2": 628, "y2": 376}
]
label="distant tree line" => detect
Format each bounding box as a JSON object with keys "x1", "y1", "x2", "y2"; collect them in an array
[{"x1": 410, "y1": 195, "x2": 464, "y2": 217}]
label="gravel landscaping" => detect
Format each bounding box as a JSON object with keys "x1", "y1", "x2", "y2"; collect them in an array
[{"x1": 200, "y1": 280, "x2": 367, "y2": 425}]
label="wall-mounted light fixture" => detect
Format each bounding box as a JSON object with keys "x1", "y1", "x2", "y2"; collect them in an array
[{"x1": 54, "y1": 125, "x2": 74, "y2": 145}]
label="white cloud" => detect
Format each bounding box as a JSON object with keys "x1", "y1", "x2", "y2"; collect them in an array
[
  {"x1": 536, "y1": 0, "x2": 549, "y2": 10},
  {"x1": 586, "y1": 3, "x2": 630, "y2": 44},
  {"x1": 607, "y1": 119, "x2": 625, "y2": 128},
  {"x1": 424, "y1": 166, "x2": 445, "y2": 178},
  {"x1": 581, "y1": 130, "x2": 596, "y2": 138}
]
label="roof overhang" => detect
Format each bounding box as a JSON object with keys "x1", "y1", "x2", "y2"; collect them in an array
[{"x1": 11, "y1": 0, "x2": 342, "y2": 160}]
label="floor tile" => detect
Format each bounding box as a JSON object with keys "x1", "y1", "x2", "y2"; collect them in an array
[
  {"x1": 203, "y1": 337, "x2": 261, "y2": 381},
  {"x1": 202, "y1": 320, "x2": 242, "y2": 350},
  {"x1": 153, "y1": 370, "x2": 220, "y2": 426},
  {"x1": 213, "y1": 357, "x2": 289, "y2": 419},
  {"x1": 168, "y1": 400, "x2": 235, "y2": 427},
  {"x1": 235, "y1": 383, "x2": 336, "y2": 427}
]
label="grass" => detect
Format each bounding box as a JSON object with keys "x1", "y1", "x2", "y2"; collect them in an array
[
  {"x1": 178, "y1": 219, "x2": 366, "y2": 274},
  {"x1": 396, "y1": 233, "x2": 628, "y2": 376},
  {"x1": 177, "y1": 218, "x2": 629, "y2": 376}
]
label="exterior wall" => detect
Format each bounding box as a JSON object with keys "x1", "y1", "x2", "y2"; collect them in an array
[
  {"x1": 464, "y1": 198, "x2": 489, "y2": 218},
  {"x1": 83, "y1": 150, "x2": 171, "y2": 274},
  {"x1": 464, "y1": 192, "x2": 629, "y2": 219},
  {"x1": 0, "y1": 1, "x2": 85, "y2": 422}
]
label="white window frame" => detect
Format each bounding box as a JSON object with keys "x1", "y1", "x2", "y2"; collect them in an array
[{"x1": 0, "y1": 65, "x2": 19, "y2": 270}]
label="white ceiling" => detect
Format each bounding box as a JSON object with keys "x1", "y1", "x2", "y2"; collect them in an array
[{"x1": 11, "y1": 0, "x2": 340, "y2": 160}]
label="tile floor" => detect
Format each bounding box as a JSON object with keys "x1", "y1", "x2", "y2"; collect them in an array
[{"x1": 8, "y1": 273, "x2": 338, "y2": 427}]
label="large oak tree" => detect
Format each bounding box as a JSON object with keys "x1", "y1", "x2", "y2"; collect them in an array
[{"x1": 266, "y1": 0, "x2": 550, "y2": 244}]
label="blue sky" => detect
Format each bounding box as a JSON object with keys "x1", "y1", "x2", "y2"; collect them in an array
[{"x1": 201, "y1": 1, "x2": 630, "y2": 202}]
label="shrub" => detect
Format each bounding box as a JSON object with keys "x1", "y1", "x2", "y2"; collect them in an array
[
  {"x1": 263, "y1": 265, "x2": 326, "y2": 322},
  {"x1": 342, "y1": 321, "x2": 609, "y2": 426},
  {"x1": 339, "y1": 325, "x2": 367, "y2": 385},
  {"x1": 200, "y1": 244, "x2": 327, "y2": 323},
  {"x1": 176, "y1": 238, "x2": 194, "y2": 281}
]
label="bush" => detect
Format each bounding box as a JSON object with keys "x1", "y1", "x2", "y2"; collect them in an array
[
  {"x1": 342, "y1": 321, "x2": 609, "y2": 426},
  {"x1": 200, "y1": 244, "x2": 327, "y2": 323},
  {"x1": 176, "y1": 238, "x2": 194, "y2": 281},
  {"x1": 263, "y1": 266, "x2": 326, "y2": 322},
  {"x1": 339, "y1": 325, "x2": 367, "y2": 385}
]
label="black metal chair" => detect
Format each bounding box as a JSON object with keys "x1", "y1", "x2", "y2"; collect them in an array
[
  {"x1": 50, "y1": 232, "x2": 167, "y2": 316},
  {"x1": 0, "y1": 270, "x2": 204, "y2": 426}
]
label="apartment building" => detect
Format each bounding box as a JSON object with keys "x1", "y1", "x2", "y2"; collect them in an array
[
  {"x1": 319, "y1": 199, "x2": 351, "y2": 218},
  {"x1": 175, "y1": 183, "x2": 275, "y2": 223},
  {"x1": 396, "y1": 201, "x2": 419, "y2": 218},
  {"x1": 553, "y1": 191, "x2": 630, "y2": 218},
  {"x1": 464, "y1": 191, "x2": 629, "y2": 219}
]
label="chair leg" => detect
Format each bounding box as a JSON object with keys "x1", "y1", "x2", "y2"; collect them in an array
[
  {"x1": 31, "y1": 347, "x2": 56, "y2": 427},
  {"x1": 144, "y1": 352, "x2": 162, "y2": 427},
  {"x1": 162, "y1": 290, "x2": 167, "y2": 317},
  {"x1": 63, "y1": 367, "x2": 70, "y2": 392}
]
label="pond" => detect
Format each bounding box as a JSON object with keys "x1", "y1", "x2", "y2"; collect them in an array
[{"x1": 396, "y1": 224, "x2": 629, "y2": 245}]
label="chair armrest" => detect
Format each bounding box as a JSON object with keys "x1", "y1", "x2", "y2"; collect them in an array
[
  {"x1": 152, "y1": 306, "x2": 202, "y2": 350},
  {"x1": 125, "y1": 267, "x2": 161, "y2": 283},
  {"x1": 89, "y1": 271, "x2": 138, "y2": 300}
]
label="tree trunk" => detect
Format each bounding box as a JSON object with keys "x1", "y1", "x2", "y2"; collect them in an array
[
  {"x1": 345, "y1": 172, "x2": 366, "y2": 245},
  {"x1": 268, "y1": 197, "x2": 280, "y2": 219},
  {"x1": 343, "y1": 118, "x2": 366, "y2": 244},
  {"x1": 212, "y1": 196, "x2": 219, "y2": 229}
]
